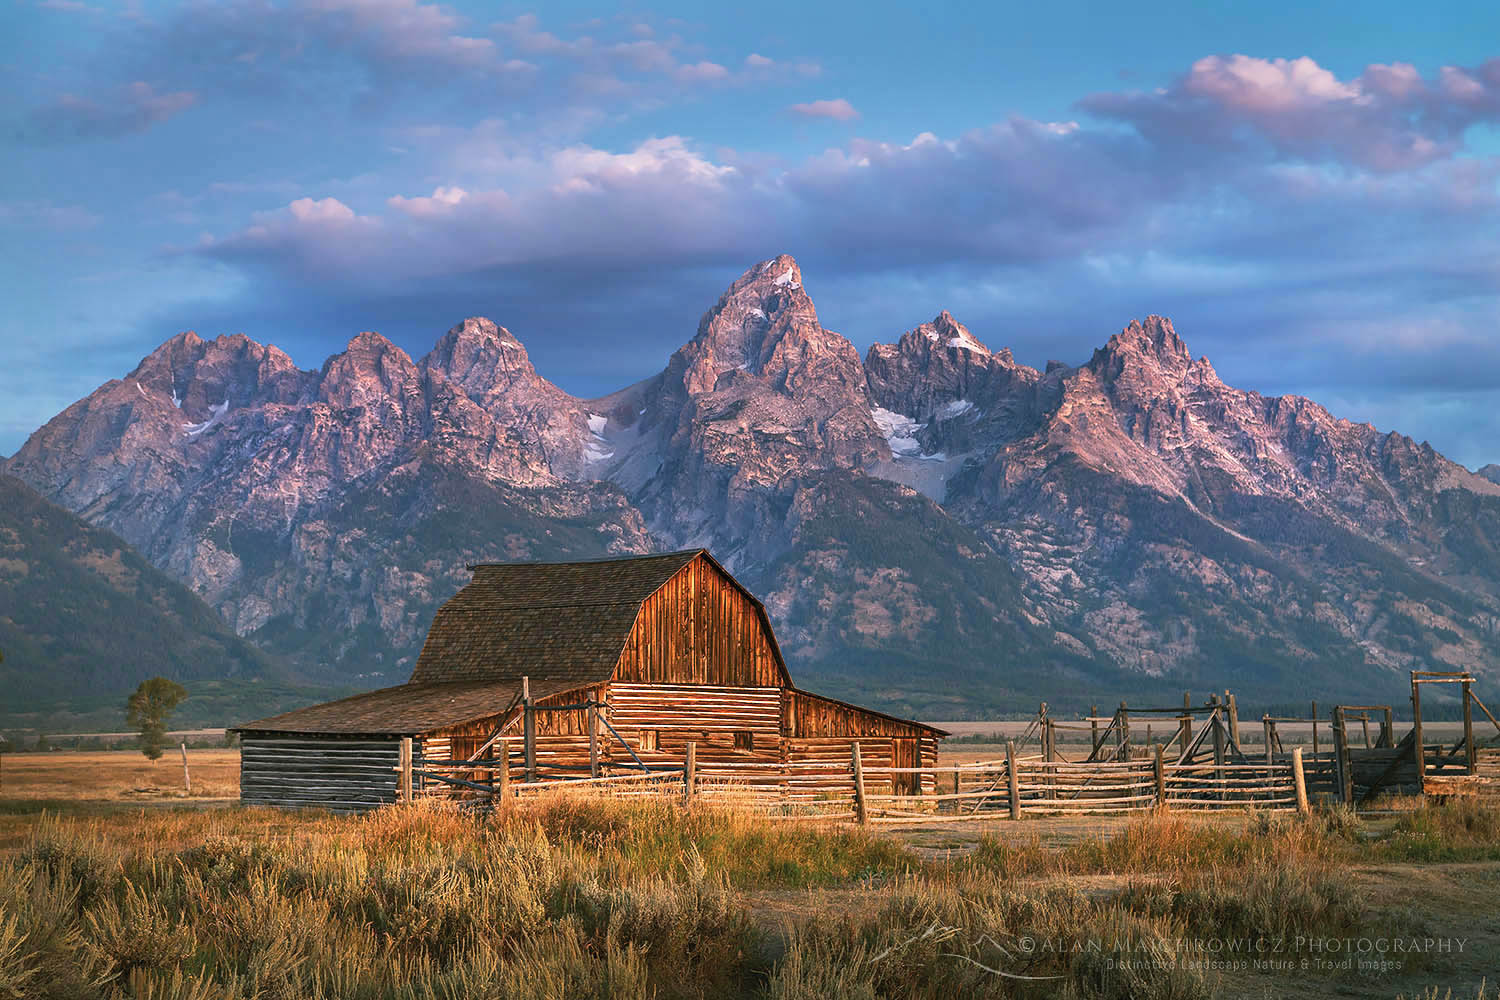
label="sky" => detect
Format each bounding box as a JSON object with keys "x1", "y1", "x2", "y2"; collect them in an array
[{"x1": 2, "y1": 0, "x2": 1499, "y2": 469}]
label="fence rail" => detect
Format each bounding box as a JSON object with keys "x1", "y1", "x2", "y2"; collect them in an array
[{"x1": 392, "y1": 735, "x2": 1312, "y2": 825}]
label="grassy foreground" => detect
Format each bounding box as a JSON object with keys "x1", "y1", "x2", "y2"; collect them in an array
[{"x1": 0, "y1": 796, "x2": 1496, "y2": 999}]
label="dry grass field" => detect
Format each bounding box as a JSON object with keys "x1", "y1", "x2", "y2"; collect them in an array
[
  {"x1": 0, "y1": 748, "x2": 240, "y2": 802},
  {"x1": 0, "y1": 747, "x2": 1497, "y2": 999}
]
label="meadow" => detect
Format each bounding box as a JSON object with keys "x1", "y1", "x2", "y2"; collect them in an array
[{"x1": 0, "y1": 750, "x2": 1496, "y2": 999}]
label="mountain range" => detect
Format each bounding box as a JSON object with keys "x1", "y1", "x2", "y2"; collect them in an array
[{"x1": 6, "y1": 254, "x2": 1499, "y2": 717}]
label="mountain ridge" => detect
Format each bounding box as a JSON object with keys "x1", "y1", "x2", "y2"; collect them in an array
[{"x1": 6, "y1": 255, "x2": 1498, "y2": 714}]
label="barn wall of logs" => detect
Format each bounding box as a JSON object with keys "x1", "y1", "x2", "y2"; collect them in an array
[
  {"x1": 614, "y1": 557, "x2": 786, "y2": 687},
  {"x1": 239, "y1": 736, "x2": 400, "y2": 811},
  {"x1": 403, "y1": 681, "x2": 942, "y2": 796}
]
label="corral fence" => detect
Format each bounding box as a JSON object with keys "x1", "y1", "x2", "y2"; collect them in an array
[
  {"x1": 394, "y1": 735, "x2": 1310, "y2": 825},
  {"x1": 385, "y1": 669, "x2": 1499, "y2": 821}
]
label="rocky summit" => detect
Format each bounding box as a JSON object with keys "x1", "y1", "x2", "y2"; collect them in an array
[{"x1": 6, "y1": 256, "x2": 1499, "y2": 714}]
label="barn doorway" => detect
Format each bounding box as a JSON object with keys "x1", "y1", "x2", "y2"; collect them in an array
[{"x1": 892, "y1": 739, "x2": 920, "y2": 795}]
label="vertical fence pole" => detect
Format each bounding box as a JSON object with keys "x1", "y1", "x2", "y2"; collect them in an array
[
  {"x1": 1463, "y1": 679, "x2": 1476, "y2": 775},
  {"x1": 399, "y1": 737, "x2": 413, "y2": 804},
  {"x1": 1210, "y1": 700, "x2": 1225, "y2": 801},
  {"x1": 1226, "y1": 691, "x2": 1240, "y2": 752},
  {"x1": 1263, "y1": 717, "x2": 1274, "y2": 801},
  {"x1": 1005, "y1": 739, "x2": 1021, "y2": 820},
  {"x1": 522, "y1": 675, "x2": 536, "y2": 784},
  {"x1": 1153, "y1": 743, "x2": 1166, "y2": 810},
  {"x1": 1311, "y1": 701, "x2": 1319, "y2": 755},
  {"x1": 1180, "y1": 692, "x2": 1192, "y2": 758},
  {"x1": 180, "y1": 742, "x2": 192, "y2": 795},
  {"x1": 851, "y1": 742, "x2": 868, "y2": 825},
  {"x1": 1292, "y1": 747, "x2": 1309, "y2": 814},
  {"x1": 1118, "y1": 702, "x2": 1130, "y2": 760},
  {"x1": 684, "y1": 741, "x2": 697, "y2": 806},
  {"x1": 497, "y1": 739, "x2": 511, "y2": 808},
  {"x1": 1332, "y1": 706, "x2": 1352, "y2": 804},
  {"x1": 1090, "y1": 705, "x2": 1099, "y2": 757},
  {"x1": 1360, "y1": 713, "x2": 1372, "y2": 750},
  {"x1": 1381, "y1": 707, "x2": 1394, "y2": 749},
  {"x1": 588, "y1": 701, "x2": 600, "y2": 779},
  {"x1": 1410, "y1": 677, "x2": 1426, "y2": 796}
]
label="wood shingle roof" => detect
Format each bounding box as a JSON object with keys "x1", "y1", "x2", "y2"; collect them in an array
[
  {"x1": 408, "y1": 549, "x2": 703, "y2": 686},
  {"x1": 234, "y1": 678, "x2": 587, "y2": 736}
]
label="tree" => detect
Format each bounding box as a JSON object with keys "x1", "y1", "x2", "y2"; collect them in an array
[{"x1": 127, "y1": 677, "x2": 188, "y2": 761}]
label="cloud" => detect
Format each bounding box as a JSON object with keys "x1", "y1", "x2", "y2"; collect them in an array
[
  {"x1": 1079, "y1": 53, "x2": 1500, "y2": 171},
  {"x1": 26, "y1": 81, "x2": 196, "y2": 140},
  {"x1": 156, "y1": 50, "x2": 1500, "y2": 469},
  {"x1": 0, "y1": 200, "x2": 101, "y2": 229},
  {"x1": 789, "y1": 98, "x2": 860, "y2": 121}
]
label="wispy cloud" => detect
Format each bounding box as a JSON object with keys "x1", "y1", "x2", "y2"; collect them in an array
[
  {"x1": 790, "y1": 98, "x2": 859, "y2": 121},
  {"x1": 1080, "y1": 54, "x2": 1500, "y2": 171},
  {"x1": 26, "y1": 81, "x2": 196, "y2": 141}
]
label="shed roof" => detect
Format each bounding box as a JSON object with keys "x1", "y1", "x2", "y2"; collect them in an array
[
  {"x1": 409, "y1": 549, "x2": 710, "y2": 686},
  {"x1": 234, "y1": 678, "x2": 586, "y2": 736}
]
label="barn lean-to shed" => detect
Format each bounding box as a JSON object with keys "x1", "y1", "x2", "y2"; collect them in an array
[{"x1": 234, "y1": 550, "x2": 946, "y2": 810}]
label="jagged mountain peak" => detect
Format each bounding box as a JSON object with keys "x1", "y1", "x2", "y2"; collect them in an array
[
  {"x1": 1480, "y1": 463, "x2": 1500, "y2": 486},
  {"x1": 1093, "y1": 315, "x2": 1193, "y2": 375},
  {"x1": 421, "y1": 316, "x2": 541, "y2": 396},
  {"x1": 673, "y1": 252, "x2": 866, "y2": 396}
]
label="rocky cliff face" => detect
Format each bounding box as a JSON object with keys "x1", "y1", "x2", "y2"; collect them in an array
[{"x1": 7, "y1": 257, "x2": 1500, "y2": 711}]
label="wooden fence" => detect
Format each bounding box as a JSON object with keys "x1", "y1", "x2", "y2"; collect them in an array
[{"x1": 393, "y1": 736, "x2": 1310, "y2": 824}]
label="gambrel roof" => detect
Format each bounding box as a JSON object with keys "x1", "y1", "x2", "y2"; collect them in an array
[{"x1": 408, "y1": 548, "x2": 789, "y2": 687}]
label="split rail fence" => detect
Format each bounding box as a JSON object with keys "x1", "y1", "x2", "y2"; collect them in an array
[
  {"x1": 392, "y1": 735, "x2": 1310, "y2": 825},
  {"x1": 378, "y1": 670, "x2": 1497, "y2": 822}
]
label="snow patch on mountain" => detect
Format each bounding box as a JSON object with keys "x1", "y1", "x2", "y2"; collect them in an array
[
  {"x1": 183, "y1": 400, "x2": 228, "y2": 438},
  {"x1": 939, "y1": 399, "x2": 975, "y2": 419},
  {"x1": 871, "y1": 406, "x2": 923, "y2": 456}
]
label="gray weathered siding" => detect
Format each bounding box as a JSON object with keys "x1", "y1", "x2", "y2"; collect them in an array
[{"x1": 239, "y1": 736, "x2": 400, "y2": 811}]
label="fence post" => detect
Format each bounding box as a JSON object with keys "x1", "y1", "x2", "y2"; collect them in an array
[
  {"x1": 1263, "y1": 716, "x2": 1273, "y2": 801},
  {"x1": 1463, "y1": 679, "x2": 1476, "y2": 775},
  {"x1": 851, "y1": 742, "x2": 868, "y2": 825},
  {"x1": 180, "y1": 742, "x2": 192, "y2": 795},
  {"x1": 1381, "y1": 707, "x2": 1394, "y2": 749},
  {"x1": 1179, "y1": 697, "x2": 1192, "y2": 758},
  {"x1": 589, "y1": 701, "x2": 600, "y2": 779},
  {"x1": 1005, "y1": 739, "x2": 1021, "y2": 820},
  {"x1": 1332, "y1": 706, "x2": 1352, "y2": 804},
  {"x1": 1410, "y1": 676, "x2": 1425, "y2": 795},
  {"x1": 1226, "y1": 691, "x2": 1240, "y2": 752},
  {"x1": 684, "y1": 741, "x2": 697, "y2": 806},
  {"x1": 1311, "y1": 701, "x2": 1319, "y2": 755},
  {"x1": 497, "y1": 739, "x2": 511, "y2": 808},
  {"x1": 1210, "y1": 699, "x2": 1225, "y2": 801},
  {"x1": 1360, "y1": 713, "x2": 1372, "y2": 749},
  {"x1": 1292, "y1": 747, "x2": 1309, "y2": 814},
  {"x1": 1090, "y1": 705, "x2": 1099, "y2": 756},
  {"x1": 522, "y1": 675, "x2": 536, "y2": 784},
  {"x1": 399, "y1": 737, "x2": 413, "y2": 804},
  {"x1": 1153, "y1": 742, "x2": 1166, "y2": 810},
  {"x1": 1118, "y1": 702, "x2": 1130, "y2": 760}
]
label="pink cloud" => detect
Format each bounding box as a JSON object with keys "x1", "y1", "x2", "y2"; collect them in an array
[
  {"x1": 790, "y1": 98, "x2": 860, "y2": 121},
  {"x1": 1080, "y1": 54, "x2": 1500, "y2": 172}
]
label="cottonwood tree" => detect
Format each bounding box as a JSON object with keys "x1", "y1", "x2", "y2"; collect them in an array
[{"x1": 127, "y1": 677, "x2": 188, "y2": 761}]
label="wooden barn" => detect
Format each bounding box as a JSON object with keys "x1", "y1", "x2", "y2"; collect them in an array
[{"x1": 234, "y1": 550, "x2": 945, "y2": 811}]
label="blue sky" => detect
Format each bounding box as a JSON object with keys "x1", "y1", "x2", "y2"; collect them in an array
[{"x1": 3, "y1": 0, "x2": 1500, "y2": 468}]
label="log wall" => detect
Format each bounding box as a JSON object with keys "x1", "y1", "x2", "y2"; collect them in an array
[
  {"x1": 239, "y1": 736, "x2": 400, "y2": 811},
  {"x1": 614, "y1": 556, "x2": 786, "y2": 686},
  {"x1": 609, "y1": 683, "x2": 783, "y2": 789}
]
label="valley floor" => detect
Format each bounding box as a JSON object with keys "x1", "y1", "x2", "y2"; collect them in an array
[{"x1": 0, "y1": 749, "x2": 1495, "y2": 998}]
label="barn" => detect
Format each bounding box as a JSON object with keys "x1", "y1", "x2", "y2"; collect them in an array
[{"x1": 234, "y1": 550, "x2": 945, "y2": 810}]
